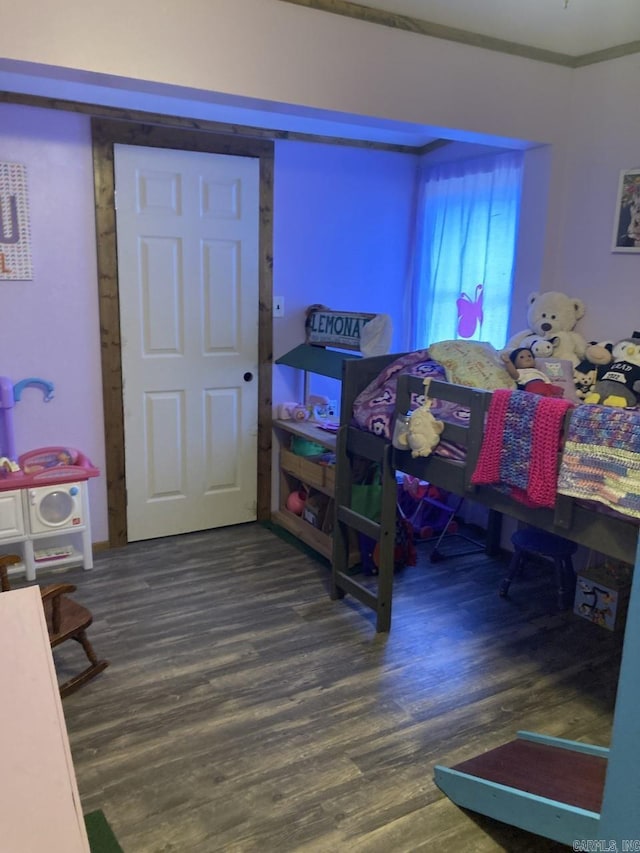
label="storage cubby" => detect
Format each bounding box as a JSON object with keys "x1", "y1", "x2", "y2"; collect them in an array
[
  {"x1": 273, "y1": 343, "x2": 362, "y2": 566},
  {"x1": 273, "y1": 420, "x2": 335, "y2": 558},
  {"x1": 271, "y1": 418, "x2": 358, "y2": 566}
]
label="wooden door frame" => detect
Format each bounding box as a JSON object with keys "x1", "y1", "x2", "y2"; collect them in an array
[{"x1": 92, "y1": 118, "x2": 274, "y2": 547}]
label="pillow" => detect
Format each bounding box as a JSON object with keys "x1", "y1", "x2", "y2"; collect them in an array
[{"x1": 428, "y1": 340, "x2": 515, "y2": 391}]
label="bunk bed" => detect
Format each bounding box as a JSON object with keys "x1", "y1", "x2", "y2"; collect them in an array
[
  {"x1": 332, "y1": 351, "x2": 639, "y2": 630},
  {"x1": 330, "y1": 348, "x2": 640, "y2": 848}
]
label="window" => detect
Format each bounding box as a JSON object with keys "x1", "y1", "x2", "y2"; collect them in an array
[{"x1": 410, "y1": 150, "x2": 523, "y2": 349}]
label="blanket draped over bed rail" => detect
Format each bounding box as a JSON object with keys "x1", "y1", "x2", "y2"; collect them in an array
[
  {"x1": 335, "y1": 350, "x2": 640, "y2": 639},
  {"x1": 470, "y1": 390, "x2": 573, "y2": 508},
  {"x1": 557, "y1": 405, "x2": 640, "y2": 520}
]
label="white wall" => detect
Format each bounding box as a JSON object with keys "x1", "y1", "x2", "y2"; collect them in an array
[
  {"x1": 554, "y1": 52, "x2": 640, "y2": 344},
  {"x1": 0, "y1": 0, "x2": 572, "y2": 146}
]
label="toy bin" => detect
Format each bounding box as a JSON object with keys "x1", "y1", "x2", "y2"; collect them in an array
[{"x1": 573, "y1": 560, "x2": 632, "y2": 631}]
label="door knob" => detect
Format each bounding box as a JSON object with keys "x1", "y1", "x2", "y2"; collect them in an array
[{"x1": 243, "y1": 372, "x2": 254, "y2": 382}]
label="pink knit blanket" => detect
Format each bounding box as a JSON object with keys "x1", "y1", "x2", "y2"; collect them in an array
[{"x1": 471, "y1": 390, "x2": 573, "y2": 508}]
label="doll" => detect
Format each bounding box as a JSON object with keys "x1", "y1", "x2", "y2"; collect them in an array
[{"x1": 502, "y1": 348, "x2": 564, "y2": 398}]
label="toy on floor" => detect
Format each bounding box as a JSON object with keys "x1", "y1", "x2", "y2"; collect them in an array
[
  {"x1": 575, "y1": 580, "x2": 616, "y2": 627},
  {"x1": 358, "y1": 516, "x2": 417, "y2": 576},
  {"x1": 398, "y1": 477, "x2": 459, "y2": 540},
  {"x1": 396, "y1": 476, "x2": 489, "y2": 563}
]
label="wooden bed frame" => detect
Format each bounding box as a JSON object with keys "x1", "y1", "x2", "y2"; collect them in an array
[
  {"x1": 396, "y1": 376, "x2": 638, "y2": 563},
  {"x1": 330, "y1": 351, "x2": 640, "y2": 847},
  {"x1": 332, "y1": 353, "x2": 638, "y2": 633}
]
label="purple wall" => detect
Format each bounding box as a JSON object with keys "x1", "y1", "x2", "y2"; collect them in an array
[
  {"x1": 272, "y1": 140, "x2": 418, "y2": 406},
  {"x1": 0, "y1": 104, "x2": 106, "y2": 538},
  {"x1": 0, "y1": 105, "x2": 419, "y2": 537}
]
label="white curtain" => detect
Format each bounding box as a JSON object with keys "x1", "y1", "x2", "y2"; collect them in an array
[{"x1": 410, "y1": 150, "x2": 523, "y2": 349}]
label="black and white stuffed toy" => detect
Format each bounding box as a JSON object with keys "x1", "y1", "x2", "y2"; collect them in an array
[{"x1": 584, "y1": 337, "x2": 640, "y2": 407}]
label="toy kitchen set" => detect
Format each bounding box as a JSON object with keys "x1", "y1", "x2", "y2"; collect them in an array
[{"x1": 0, "y1": 375, "x2": 99, "y2": 581}]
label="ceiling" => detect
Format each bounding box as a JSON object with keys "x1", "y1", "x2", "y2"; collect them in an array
[{"x1": 288, "y1": 0, "x2": 640, "y2": 62}]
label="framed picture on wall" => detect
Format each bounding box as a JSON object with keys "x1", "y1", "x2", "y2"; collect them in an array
[{"x1": 612, "y1": 168, "x2": 640, "y2": 253}]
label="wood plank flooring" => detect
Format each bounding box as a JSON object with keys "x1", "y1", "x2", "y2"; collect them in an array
[{"x1": 17, "y1": 524, "x2": 624, "y2": 852}]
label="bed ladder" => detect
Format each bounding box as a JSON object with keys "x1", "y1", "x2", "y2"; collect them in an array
[{"x1": 331, "y1": 424, "x2": 398, "y2": 632}]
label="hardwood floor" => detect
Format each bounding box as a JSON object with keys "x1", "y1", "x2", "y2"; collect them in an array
[{"x1": 24, "y1": 524, "x2": 624, "y2": 852}]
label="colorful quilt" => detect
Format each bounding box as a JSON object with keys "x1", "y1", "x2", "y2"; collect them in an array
[
  {"x1": 557, "y1": 405, "x2": 640, "y2": 520},
  {"x1": 351, "y1": 349, "x2": 467, "y2": 460},
  {"x1": 471, "y1": 389, "x2": 573, "y2": 508}
]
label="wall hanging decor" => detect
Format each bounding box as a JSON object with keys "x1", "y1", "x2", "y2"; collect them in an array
[
  {"x1": 0, "y1": 161, "x2": 33, "y2": 279},
  {"x1": 456, "y1": 283, "x2": 484, "y2": 338},
  {"x1": 612, "y1": 168, "x2": 640, "y2": 253}
]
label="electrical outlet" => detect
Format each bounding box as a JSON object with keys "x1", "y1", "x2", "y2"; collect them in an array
[{"x1": 274, "y1": 296, "x2": 285, "y2": 317}]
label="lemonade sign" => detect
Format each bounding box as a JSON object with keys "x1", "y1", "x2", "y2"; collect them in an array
[{"x1": 306, "y1": 309, "x2": 375, "y2": 351}]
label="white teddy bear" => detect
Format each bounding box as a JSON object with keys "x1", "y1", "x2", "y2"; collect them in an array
[{"x1": 504, "y1": 291, "x2": 587, "y2": 366}]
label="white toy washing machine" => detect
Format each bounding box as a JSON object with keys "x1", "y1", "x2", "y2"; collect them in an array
[{"x1": 26, "y1": 481, "x2": 87, "y2": 534}]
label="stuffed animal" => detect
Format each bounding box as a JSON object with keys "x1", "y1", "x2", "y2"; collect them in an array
[
  {"x1": 573, "y1": 341, "x2": 613, "y2": 401},
  {"x1": 501, "y1": 348, "x2": 564, "y2": 397},
  {"x1": 408, "y1": 400, "x2": 444, "y2": 458},
  {"x1": 519, "y1": 335, "x2": 557, "y2": 358},
  {"x1": 585, "y1": 340, "x2": 614, "y2": 369},
  {"x1": 584, "y1": 337, "x2": 640, "y2": 407},
  {"x1": 574, "y1": 359, "x2": 598, "y2": 402},
  {"x1": 504, "y1": 291, "x2": 587, "y2": 366}
]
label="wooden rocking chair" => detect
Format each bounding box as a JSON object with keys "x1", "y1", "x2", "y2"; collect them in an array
[{"x1": 0, "y1": 554, "x2": 109, "y2": 697}]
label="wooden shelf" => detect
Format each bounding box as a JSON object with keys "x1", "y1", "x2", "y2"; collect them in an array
[
  {"x1": 272, "y1": 509, "x2": 360, "y2": 566},
  {"x1": 273, "y1": 418, "x2": 337, "y2": 451},
  {"x1": 273, "y1": 418, "x2": 359, "y2": 567},
  {"x1": 280, "y1": 448, "x2": 334, "y2": 496},
  {"x1": 272, "y1": 509, "x2": 333, "y2": 560},
  {"x1": 273, "y1": 345, "x2": 357, "y2": 568}
]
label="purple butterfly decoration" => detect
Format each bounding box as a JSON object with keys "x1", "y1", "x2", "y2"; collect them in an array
[{"x1": 456, "y1": 283, "x2": 484, "y2": 338}]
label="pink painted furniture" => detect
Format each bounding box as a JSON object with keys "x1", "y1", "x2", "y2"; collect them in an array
[{"x1": 0, "y1": 586, "x2": 90, "y2": 852}]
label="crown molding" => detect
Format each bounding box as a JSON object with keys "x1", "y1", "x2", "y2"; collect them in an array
[
  {"x1": 279, "y1": 0, "x2": 640, "y2": 67},
  {"x1": 571, "y1": 40, "x2": 640, "y2": 68}
]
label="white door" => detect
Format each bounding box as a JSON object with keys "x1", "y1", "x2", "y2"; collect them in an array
[{"x1": 114, "y1": 144, "x2": 259, "y2": 541}]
